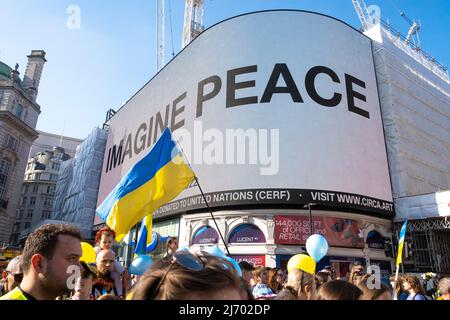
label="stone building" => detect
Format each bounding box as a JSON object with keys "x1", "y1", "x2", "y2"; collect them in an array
[
  {"x1": 0, "y1": 50, "x2": 46, "y2": 245},
  {"x1": 9, "y1": 147, "x2": 71, "y2": 245}
]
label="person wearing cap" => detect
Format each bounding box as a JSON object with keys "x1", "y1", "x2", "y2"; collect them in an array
[
  {"x1": 1, "y1": 256, "x2": 23, "y2": 295},
  {"x1": 70, "y1": 261, "x2": 98, "y2": 300}
]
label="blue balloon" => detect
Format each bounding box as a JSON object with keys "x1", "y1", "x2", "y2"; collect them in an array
[
  {"x1": 306, "y1": 234, "x2": 329, "y2": 262},
  {"x1": 225, "y1": 256, "x2": 242, "y2": 278},
  {"x1": 129, "y1": 255, "x2": 154, "y2": 276},
  {"x1": 204, "y1": 245, "x2": 227, "y2": 258}
]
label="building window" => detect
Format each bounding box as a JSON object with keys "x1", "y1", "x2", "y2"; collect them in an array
[
  {"x1": 51, "y1": 162, "x2": 60, "y2": 171},
  {"x1": 50, "y1": 174, "x2": 58, "y2": 181},
  {"x1": 3, "y1": 135, "x2": 18, "y2": 151},
  {"x1": 14, "y1": 104, "x2": 24, "y2": 119},
  {"x1": 16, "y1": 209, "x2": 24, "y2": 219},
  {"x1": 44, "y1": 198, "x2": 53, "y2": 207},
  {"x1": 13, "y1": 222, "x2": 20, "y2": 233},
  {"x1": 29, "y1": 196, "x2": 36, "y2": 206},
  {"x1": 24, "y1": 222, "x2": 31, "y2": 230},
  {"x1": 34, "y1": 173, "x2": 41, "y2": 180},
  {"x1": 0, "y1": 157, "x2": 12, "y2": 199},
  {"x1": 9, "y1": 234, "x2": 19, "y2": 245},
  {"x1": 41, "y1": 210, "x2": 51, "y2": 219},
  {"x1": 21, "y1": 196, "x2": 27, "y2": 206},
  {"x1": 27, "y1": 209, "x2": 33, "y2": 218},
  {"x1": 32, "y1": 184, "x2": 38, "y2": 193},
  {"x1": 22, "y1": 184, "x2": 30, "y2": 194}
]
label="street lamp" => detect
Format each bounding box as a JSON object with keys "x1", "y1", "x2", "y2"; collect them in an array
[{"x1": 303, "y1": 203, "x2": 317, "y2": 236}]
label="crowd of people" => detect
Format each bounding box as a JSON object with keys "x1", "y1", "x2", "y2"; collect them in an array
[{"x1": 1, "y1": 223, "x2": 449, "y2": 301}]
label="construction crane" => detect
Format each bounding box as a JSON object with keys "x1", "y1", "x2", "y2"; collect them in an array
[
  {"x1": 400, "y1": 11, "x2": 421, "y2": 48},
  {"x1": 182, "y1": 0, "x2": 205, "y2": 49},
  {"x1": 352, "y1": 0, "x2": 373, "y2": 31},
  {"x1": 156, "y1": 0, "x2": 165, "y2": 72}
]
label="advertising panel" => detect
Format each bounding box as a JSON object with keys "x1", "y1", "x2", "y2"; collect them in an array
[{"x1": 97, "y1": 11, "x2": 393, "y2": 219}]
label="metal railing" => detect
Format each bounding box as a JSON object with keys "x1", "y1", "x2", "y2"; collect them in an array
[{"x1": 378, "y1": 18, "x2": 448, "y2": 73}]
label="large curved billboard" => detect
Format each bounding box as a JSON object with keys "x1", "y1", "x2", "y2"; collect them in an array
[{"x1": 97, "y1": 10, "x2": 394, "y2": 219}]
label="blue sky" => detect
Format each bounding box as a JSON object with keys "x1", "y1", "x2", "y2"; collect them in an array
[{"x1": 1, "y1": 0, "x2": 449, "y2": 140}]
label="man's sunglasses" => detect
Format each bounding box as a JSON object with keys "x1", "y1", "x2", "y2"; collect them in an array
[{"x1": 6, "y1": 271, "x2": 23, "y2": 283}]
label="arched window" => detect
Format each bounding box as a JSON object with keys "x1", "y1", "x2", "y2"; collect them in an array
[
  {"x1": 366, "y1": 230, "x2": 386, "y2": 249},
  {"x1": 0, "y1": 158, "x2": 12, "y2": 199},
  {"x1": 192, "y1": 225, "x2": 219, "y2": 245},
  {"x1": 228, "y1": 223, "x2": 266, "y2": 243},
  {"x1": 14, "y1": 104, "x2": 23, "y2": 119}
]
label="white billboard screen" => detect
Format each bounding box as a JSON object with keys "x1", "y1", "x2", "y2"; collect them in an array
[{"x1": 97, "y1": 11, "x2": 394, "y2": 218}]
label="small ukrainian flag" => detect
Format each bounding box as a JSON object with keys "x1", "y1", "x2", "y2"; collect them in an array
[
  {"x1": 396, "y1": 221, "x2": 408, "y2": 267},
  {"x1": 134, "y1": 214, "x2": 153, "y2": 255},
  {"x1": 96, "y1": 128, "x2": 194, "y2": 242}
]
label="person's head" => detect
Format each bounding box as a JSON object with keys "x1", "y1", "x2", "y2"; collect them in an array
[
  {"x1": 2, "y1": 256, "x2": 23, "y2": 293},
  {"x1": 357, "y1": 275, "x2": 392, "y2": 300},
  {"x1": 129, "y1": 251, "x2": 245, "y2": 300},
  {"x1": 96, "y1": 249, "x2": 116, "y2": 277},
  {"x1": 167, "y1": 237, "x2": 178, "y2": 253},
  {"x1": 349, "y1": 262, "x2": 366, "y2": 285},
  {"x1": 238, "y1": 261, "x2": 255, "y2": 286},
  {"x1": 315, "y1": 271, "x2": 331, "y2": 289},
  {"x1": 268, "y1": 268, "x2": 282, "y2": 292},
  {"x1": 317, "y1": 280, "x2": 363, "y2": 300},
  {"x1": 275, "y1": 269, "x2": 286, "y2": 286},
  {"x1": 95, "y1": 227, "x2": 115, "y2": 250},
  {"x1": 389, "y1": 274, "x2": 404, "y2": 295},
  {"x1": 437, "y1": 277, "x2": 450, "y2": 300},
  {"x1": 252, "y1": 266, "x2": 269, "y2": 285},
  {"x1": 284, "y1": 268, "x2": 316, "y2": 300},
  {"x1": 74, "y1": 262, "x2": 97, "y2": 300},
  {"x1": 402, "y1": 275, "x2": 425, "y2": 295},
  {"x1": 21, "y1": 224, "x2": 82, "y2": 299}
]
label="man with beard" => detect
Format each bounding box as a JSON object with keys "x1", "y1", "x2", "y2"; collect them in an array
[
  {"x1": 0, "y1": 224, "x2": 82, "y2": 300},
  {"x1": 92, "y1": 250, "x2": 120, "y2": 299}
]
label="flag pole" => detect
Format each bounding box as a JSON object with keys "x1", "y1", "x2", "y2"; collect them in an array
[
  {"x1": 173, "y1": 134, "x2": 231, "y2": 257},
  {"x1": 393, "y1": 264, "x2": 400, "y2": 300},
  {"x1": 193, "y1": 176, "x2": 231, "y2": 257}
]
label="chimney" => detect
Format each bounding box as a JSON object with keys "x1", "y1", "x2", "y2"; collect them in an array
[{"x1": 22, "y1": 50, "x2": 47, "y2": 101}]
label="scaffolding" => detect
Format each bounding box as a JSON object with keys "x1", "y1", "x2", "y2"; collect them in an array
[{"x1": 394, "y1": 218, "x2": 450, "y2": 273}]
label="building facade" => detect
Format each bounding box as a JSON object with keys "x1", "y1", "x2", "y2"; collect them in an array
[
  {"x1": 95, "y1": 10, "x2": 449, "y2": 276},
  {"x1": 30, "y1": 130, "x2": 83, "y2": 159},
  {"x1": 0, "y1": 50, "x2": 46, "y2": 245},
  {"x1": 9, "y1": 147, "x2": 71, "y2": 245},
  {"x1": 365, "y1": 21, "x2": 450, "y2": 273}
]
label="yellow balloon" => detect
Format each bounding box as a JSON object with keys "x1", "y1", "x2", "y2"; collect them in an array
[
  {"x1": 287, "y1": 254, "x2": 316, "y2": 275},
  {"x1": 80, "y1": 242, "x2": 96, "y2": 263}
]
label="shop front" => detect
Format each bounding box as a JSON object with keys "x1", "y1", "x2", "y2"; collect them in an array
[{"x1": 180, "y1": 209, "x2": 393, "y2": 272}]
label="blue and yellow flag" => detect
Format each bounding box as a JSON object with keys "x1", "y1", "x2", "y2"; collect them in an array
[
  {"x1": 134, "y1": 214, "x2": 153, "y2": 255},
  {"x1": 396, "y1": 221, "x2": 408, "y2": 266},
  {"x1": 96, "y1": 128, "x2": 195, "y2": 241}
]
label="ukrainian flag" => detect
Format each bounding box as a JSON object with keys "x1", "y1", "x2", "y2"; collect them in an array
[
  {"x1": 134, "y1": 214, "x2": 153, "y2": 255},
  {"x1": 396, "y1": 221, "x2": 408, "y2": 266},
  {"x1": 96, "y1": 128, "x2": 195, "y2": 241}
]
